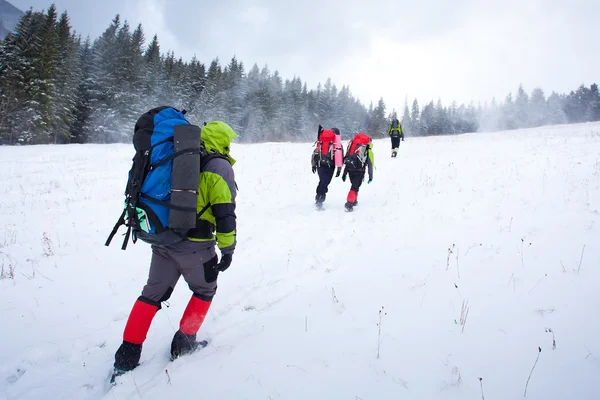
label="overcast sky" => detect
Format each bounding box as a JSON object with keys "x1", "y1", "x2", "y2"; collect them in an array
[{"x1": 11, "y1": 0, "x2": 600, "y2": 112}]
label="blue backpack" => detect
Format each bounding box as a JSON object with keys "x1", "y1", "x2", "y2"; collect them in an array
[{"x1": 106, "y1": 106, "x2": 211, "y2": 249}]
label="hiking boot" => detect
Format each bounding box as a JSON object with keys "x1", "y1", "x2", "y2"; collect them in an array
[
  {"x1": 114, "y1": 341, "x2": 142, "y2": 372},
  {"x1": 170, "y1": 330, "x2": 199, "y2": 359},
  {"x1": 344, "y1": 201, "x2": 354, "y2": 211}
]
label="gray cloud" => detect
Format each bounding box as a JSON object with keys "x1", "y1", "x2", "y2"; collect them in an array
[{"x1": 10, "y1": 0, "x2": 600, "y2": 112}]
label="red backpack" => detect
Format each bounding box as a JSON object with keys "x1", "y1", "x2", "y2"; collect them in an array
[
  {"x1": 312, "y1": 129, "x2": 336, "y2": 168},
  {"x1": 344, "y1": 133, "x2": 371, "y2": 169}
]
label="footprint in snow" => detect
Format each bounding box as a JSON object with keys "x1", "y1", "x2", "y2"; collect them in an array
[{"x1": 6, "y1": 368, "x2": 26, "y2": 384}]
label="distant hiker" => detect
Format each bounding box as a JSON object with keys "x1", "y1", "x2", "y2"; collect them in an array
[
  {"x1": 342, "y1": 132, "x2": 374, "y2": 211},
  {"x1": 311, "y1": 125, "x2": 343, "y2": 208},
  {"x1": 388, "y1": 117, "x2": 405, "y2": 158},
  {"x1": 106, "y1": 107, "x2": 238, "y2": 381}
]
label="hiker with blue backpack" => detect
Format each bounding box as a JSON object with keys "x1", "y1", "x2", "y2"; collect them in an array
[
  {"x1": 105, "y1": 107, "x2": 238, "y2": 382},
  {"x1": 342, "y1": 132, "x2": 374, "y2": 211}
]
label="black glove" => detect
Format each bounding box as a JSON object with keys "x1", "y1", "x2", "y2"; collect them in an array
[
  {"x1": 216, "y1": 253, "x2": 233, "y2": 272},
  {"x1": 312, "y1": 166, "x2": 316, "y2": 174},
  {"x1": 335, "y1": 167, "x2": 341, "y2": 177}
]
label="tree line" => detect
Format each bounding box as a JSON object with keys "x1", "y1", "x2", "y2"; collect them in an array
[
  {"x1": 400, "y1": 83, "x2": 600, "y2": 137},
  {"x1": 0, "y1": 6, "x2": 392, "y2": 145},
  {"x1": 1, "y1": 5, "x2": 598, "y2": 145}
]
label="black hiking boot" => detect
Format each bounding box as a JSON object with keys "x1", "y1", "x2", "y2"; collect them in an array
[
  {"x1": 111, "y1": 341, "x2": 142, "y2": 384},
  {"x1": 315, "y1": 194, "x2": 325, "y2": 208},
  {"x1": 344, "y1": 202, "x2": 354, "y2": 212},
  {"x1": 170, "y1": 330, "x2": 199, "y2": 360},
  {"x1": 114, "y1": 341, "x2": 142, "y2": 372}
]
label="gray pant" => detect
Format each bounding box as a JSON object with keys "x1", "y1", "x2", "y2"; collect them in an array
[{"x1": 141, "y1": 240, "x2": 218, "y2": 303}]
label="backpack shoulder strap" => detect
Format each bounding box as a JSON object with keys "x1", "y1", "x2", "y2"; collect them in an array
[
  {"x1": 197, "y1": 152, "x2": 230, "y2": 218},
  {"x1": 200, "y1": 151, "x2": 228, "y2": 171}
]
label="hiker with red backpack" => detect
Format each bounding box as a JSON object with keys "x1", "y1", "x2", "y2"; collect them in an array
[
  {"x1": 311, "y1": 125, "x2": 343, "y2": 208},
  {"x1": 105, "y1": 107, "x2": 238, "y2": 383},
  {"x1": 342, "y1": 133, "x2": 375, "y2": 211}
]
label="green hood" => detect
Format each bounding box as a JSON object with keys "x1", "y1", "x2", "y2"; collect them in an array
[{"x1": 201, "y1": 121, "x2": 238, "y2": 165}]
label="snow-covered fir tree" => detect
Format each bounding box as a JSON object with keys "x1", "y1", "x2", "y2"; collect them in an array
[{"x1": 1, "y1": 6, "x2": 599, "y2": 144}]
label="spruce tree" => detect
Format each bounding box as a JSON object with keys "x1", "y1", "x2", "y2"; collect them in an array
[
  {"x1": 515, "y1": 84, "x2": 529, "y2": 128},
  {"x1": 72, "y1": 36, "x2": 94, "y2": 143},
  {"x1": 53, "y1": 11, "x2": 81, "y2": 143},
  {"x1": 411, "y1": 99, "x2": 420, "y2": 136},
  {"x1": 587, "y1": 84, "x2": 600, "y2": 121},
  {"x1": 8, "y1": 9, "x2": 46, "y2": 143},
  {"x1": 529, "y1": 88, "x2": 547, "y2": 127},
  {"x1": 546, "y1": 92, "x2": 567, "y2": 125},
  {"x1": 401, "y1": 97, "x2": 411, "y2": 136}
]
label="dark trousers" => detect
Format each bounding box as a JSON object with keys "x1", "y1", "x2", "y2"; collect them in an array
[
  {"x1": 142, "y1": 241, "x2": 218, "y2": 303},
  {"x1": 391, "y1": 136, "x2": 401, "y2": 148},
  {"x1": 316, "y1": 166, "x2": 335, "y2": 198},
  {"x1": 348, "y1": 169, "x2": 365, "y2": 192}
]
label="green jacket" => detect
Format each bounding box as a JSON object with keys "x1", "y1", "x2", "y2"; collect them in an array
[
  {"x1": 365, "y1": 144, "x2": 375, "y2": 180},
  {"x1": 367, "y1": 144, "x2": 375, "y2": 168},
  {"x1": 187, "y1": 121, "x2": 238, "y2": 255}
]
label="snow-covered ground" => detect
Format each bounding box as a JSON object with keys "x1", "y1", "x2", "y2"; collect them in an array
[{"x1": 1, "y1": 122, "x2": 599, "y2": 400}]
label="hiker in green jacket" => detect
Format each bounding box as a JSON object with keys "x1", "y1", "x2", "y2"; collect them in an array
[
  {"x1": 388, "y1": 117, "x2": 405, "y2": 158},
  {"x1": 113, "y1": 119, "x2": 238, "y2": 377}
]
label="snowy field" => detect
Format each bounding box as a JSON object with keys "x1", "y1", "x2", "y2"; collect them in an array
[{"x1": 1, "y1": 122, "x2": 599, "y2": 400}]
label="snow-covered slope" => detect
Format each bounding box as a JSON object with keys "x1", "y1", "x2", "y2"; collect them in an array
[{"x1": 1, "y1": 122, "x2": 599, "y2": 400}]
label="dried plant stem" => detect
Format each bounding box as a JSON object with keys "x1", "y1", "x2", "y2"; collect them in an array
[
  {"x1": 521, "y1": 239, "x2": 525, "y2": 268},
  {"x1": 545, "y1": 328, "x2": 556, "y2": 350},
  {"x1": 377, "y1": 307, "x2": 386, "y2": 359},
  {"x1": 584, "y1": 346, "x2": 596, "y2": 360},
  {"x1": 577, "y1": 245, "x2": 586, "y2": 273},
  {"x1": 456, "y1": 248, "x2": 460, "y2": 279},
  {"x1": 528, "y1": 274, "x2": 548, "y2": 294},
  {"x1": 508, "y1": 273, "x2": 516, "y2": 292},
  {"x1": 479, "y1": 377, "x2": 485, "y2": 400},
  {"x1": 461, "y1": 309, "x2": 469, "y2": 333},
  {"x1": 524, "y1": 347, "x2": 542, "y2": 397}
]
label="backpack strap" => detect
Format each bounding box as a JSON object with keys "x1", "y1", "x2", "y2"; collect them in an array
[
  {"x1": 106, "y1": 150, "x2": 227, "y2": 250},
  {"x1": 138, "y1": 149, "x2": 220, "y2": 215},
  {"x1": 106, "y1": 202, "x2": 136, "y2": 250},
  {"x1": 150, "y1": 148, "x2": 202, "y2": 170},
  {"x1": 200, "y1": 151, "x2": 228, "y2": 170},
  {"x1": 197, "y1": 203, "x2": 212, "y2": 219},
  {"x1": 195, "y1": 152, "x2": 230, "y2": 219},
  {"x1": 105, "y1": 209, "x2": 127, "y2": 248},
  {"x1": 106, "y1": 147, "x2": 151, "y2": 250},
  {"x1": 139, "y1": 193, "x2": 197, "y2": 212}
]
